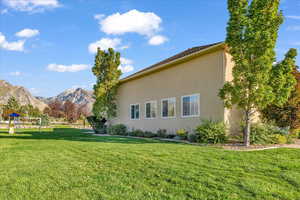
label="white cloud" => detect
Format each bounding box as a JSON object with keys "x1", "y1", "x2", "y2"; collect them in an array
[
  {"x1": 99, "y1": 9, "x2": 162, "y2": 37},
  {"x1": 286, "y1": 16, "x2": 300, "y2": 20},
  {"x1": 16, "y1": 29, "x2": 40, "y2": 38},
  {"x1": 0, "y1": 32, "x2": 25, "y2": 52},
  {"x1": 9, "y1": 71, "x2": 22, "y2": 76},
  {"x1": 1, "y1": 9, "x2": 8, "y2": 14},
  {"x1": 119, "y1": 57, "x2": 134, "y2": 73},
  {"x1": 287, "y1": 26, "x2": 300, "y2": 31},
  {"x1": 3, "y1": 0, "x2": 60, "y2": 12},
  {"x1": 88, "y1": 38, "x2": 128, "y2": 54},
  {"x1": 94, "y1": 14, "x2": 105, "y2": 20},
  {"x1": 148, "y1": 35, "x2": 168, "y2": 45},
  {"x1": 47, "y1": 64, "x2": 89, "y2": 72}
]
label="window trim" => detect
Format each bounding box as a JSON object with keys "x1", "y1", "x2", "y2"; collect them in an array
[
  {"x1": 144, "y1": 100, "x2": 157, "y2": 119},
  {"x1": 161, "y1": 97, "x2": 176, "y2": 119},
  {"x1": 181, "y1": 93, "x2": 200, "y2": 118},
  {"x1": 129, "y1": 103, "x2": 140, "y2": 120}
]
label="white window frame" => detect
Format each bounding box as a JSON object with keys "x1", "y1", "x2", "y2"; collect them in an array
[
  {"x1": 144, "y1": 100, "x2": 157, "y2": 119},
  {"x1": 181, "y1": 93, "x2": 200, "y2": 118},
  {"x1": 161, "y1": 97, "x2": 176, "y2": 119},
  {"x1": 130, "y1": 103, "x2": 140, "y2": 120}
]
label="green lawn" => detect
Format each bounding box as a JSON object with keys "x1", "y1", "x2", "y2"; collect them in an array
[{"x1": 0, "y1": 128, "x2": 299, "y2": 200}]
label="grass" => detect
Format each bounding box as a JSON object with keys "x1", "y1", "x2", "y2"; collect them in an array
[{"x1": 0, "y1": 128, "x2": 299, "y2": 200}]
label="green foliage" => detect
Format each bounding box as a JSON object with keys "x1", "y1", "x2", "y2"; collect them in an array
[
  {"x1": 128, "y1": 129, "x2": 144, "y2": 137},
  {"x1": 219, "y1": 0, "x2": 295, "y2": 145},
  {"x1": 107, "y1": 124, "x2": 127, "y2": 136},
  {"x1": 40, "y1": 114, "x2": 49, "y2": 126},
  {"x1": 249, "y1": 123, "x2": 289, "y2": 144},
  {"x1": 187, "y1": 133, "x2": 197, "y2": 143},
  {"x1": 143, "y1": 131, "x2": 157, "y2": 138},
  {"x1": 176, "y1": 129, "x2": 188, "y2": 139},
  {"x1": 195, "y1": 120, "x2": 227, "y2": 144},
  {"x1": 261, "y1": 68, "x2": 300, "y2": 130},
  {"x1": 92, "y1": 48, "x2": 122, "y2": 120},
  {"x1": 157, "y1": 129, "x2": 167, "y2": 138},
  {"x1": 86, "y1": 116, "x2": 107, "y2": 134}
]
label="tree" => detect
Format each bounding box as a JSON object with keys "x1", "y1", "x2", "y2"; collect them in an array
[
  {"x1": 92, "y1": 48, "x2": 122, "y2": 120},
  {"x1": 2, "y1": 97, "x2": 20, "y2": 120},
  {"x1": 261, "y1": 66, "x2": 300, "y2": 129},
  {"x1": 63, "y1": 100, "x2": 78, "y2": 123},
  {"x1": 47, "y1": 100, "x2": 64, "y2": 118},
  {"x1": 219, "y1": 0, "x2": 296, "y2": 146}
]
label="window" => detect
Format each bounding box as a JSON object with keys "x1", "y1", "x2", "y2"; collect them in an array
[
  {"x1": 145, "y1": 101, "x2": 157, "y2": 119},
  {"x1": 181, "y1": 94, "x2": 200, "y2": 117},
  {"x1": 130, "y1": 104, "x2": 140, "y2": 119},
  {"x1": 161, "y1": 98, "x2": 176, "y2": 118}
]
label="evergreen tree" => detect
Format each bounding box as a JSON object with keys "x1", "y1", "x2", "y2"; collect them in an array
[
  {"x1": 92, "y1": 48, "x2": 122, "y2": 120},
  {"x1": 219, "y1": 0, "x2": 296, "y2": 146}
]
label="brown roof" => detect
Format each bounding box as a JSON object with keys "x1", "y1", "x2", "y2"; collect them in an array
[{"x1": 121, "y1": 42, "x2": 223, "y2": 82}]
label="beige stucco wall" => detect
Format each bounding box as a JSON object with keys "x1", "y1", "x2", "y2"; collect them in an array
[
  {"x1": 111, "y1": 49, "x2": 227, "y2": 134},
  {"x1": 223, "y1": 51, "x2": 243, "y2": 135}
]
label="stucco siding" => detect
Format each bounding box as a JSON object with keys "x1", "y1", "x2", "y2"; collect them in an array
[{"x1": 112, "y1": 49, "x2": 226, "y2": 133}]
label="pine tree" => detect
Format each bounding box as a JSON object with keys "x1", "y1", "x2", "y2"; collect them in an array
[
  {"x1": 219, "y1": 0, "x2": 297, "y2": 146},
  {"x1": 92, "y1": 48, "x2": 122, "y2": 120}
]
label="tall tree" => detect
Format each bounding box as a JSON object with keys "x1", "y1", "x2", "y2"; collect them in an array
[
  {"x1": 63, "y1": 100, "x2": 78, "y2": 122},
  {"x1": 219, "y1": 0, "x2": 296, "y2": 146},
  {"x1": 92, "y1": 48, "x2": 122, "y2": 120},
  {"x1": 47, "y1": 100, "x2": 64, "y2": 118},
  {"x1": 2, "y1": 97, "x2": 20, "y2": 119},
  {"x1": 262, "y1": 66, "x2": 300, "y2": 129}
]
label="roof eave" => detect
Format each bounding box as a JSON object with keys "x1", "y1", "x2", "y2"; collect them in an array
[{"x1": 120, "y1": 42, "x2": 226, "y2": 84}]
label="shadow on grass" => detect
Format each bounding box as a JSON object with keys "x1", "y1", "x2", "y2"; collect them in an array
[{"x1": 0, "y1": 128, "x2": 170, "y2": 144}]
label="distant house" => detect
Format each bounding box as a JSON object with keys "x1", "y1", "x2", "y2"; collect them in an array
[{"x1": 111, "y1": 42, "x2": 242, "y2": 134}]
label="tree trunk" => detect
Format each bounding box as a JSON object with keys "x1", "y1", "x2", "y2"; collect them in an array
[{"x1": 244, "y1": 110, "x2": 251, "y2": 147}]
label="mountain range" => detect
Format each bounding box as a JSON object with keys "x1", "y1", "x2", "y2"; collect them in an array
[
  {"x1": 0, "y1": 80, "x2": 48, "y2": 111},
  {"x1": 0, "y1": 80, "x2": 94, "y2": 114}
]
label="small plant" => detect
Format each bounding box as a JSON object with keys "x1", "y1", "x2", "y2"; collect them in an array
[
  {"x1": 86, "y1": 116, "x2": 107, "y2": 134},
  {"x1": 176, "y1": 129, "x2": 188, "y2": 140},
  {"x1": 187, "y1": 133, "x2": 197, "y2": 143},
  {"x1": 272, "y1": 134, "x2": 287, "y2": 144},
  {"x1": 107, "y1": 124, "x2": 127, "y2": 136},
  {"x1": 194, "y1": 119, "x2": 227, "y2": 144},
  {"x1": 250, "y1": 123, "x2": 290, "y2": 144},
  {"x1": 144, "y1": 131, "x2": 156, "y2": 138},
  {"x1": 157, "y1": 129, "x2": 167, "y2": 138},
  {"x1": 128, "y1": 129, "x2": 144, "y2": 137}
]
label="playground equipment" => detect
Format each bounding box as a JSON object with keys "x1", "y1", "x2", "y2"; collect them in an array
[{"x1": 8, "y1": 113, "x2": 20, "y2": 134}]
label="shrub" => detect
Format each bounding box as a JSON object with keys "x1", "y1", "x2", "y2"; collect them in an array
[
  {"x1": 187, "y1": 133, "x2": 197, "y2": 143},
  {"x1": 107, "y1": 124, "x2": 127, "y2": 136},
  {"x1": 86, "y1": 116, "x2": 107, "y2": 134},
  {"x1": 249, "y1": 123, "x2": 290, "y2": 144},
  {"x1": 157, "y1": 129, "x2": 167, "y2": 138},
  {"x1": 272, "y1": 134, "x2": 287, "y2": 144},
  {"x1": 194, "y1": 119, "x2": 227, "y2": 144},
  {"x1": 166, "y1": 133, "x2": 176, "y2": 139},
  {"x1": 176, "y1": 129, "x2": 188, "y2": 140},
  {"x1": 128, "y1": 131, "x2": 137, "y2": 137},
  {"x1": 128, "y1": 129, "x2": 144, "y2": 137},
  {"x1": 144, "y1": 131, "x2": 156, "y2": 138}
]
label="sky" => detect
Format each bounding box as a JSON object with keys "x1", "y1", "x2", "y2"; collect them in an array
[{"x1": 0, "y1": 0, "x2": 299, "y2": 97}]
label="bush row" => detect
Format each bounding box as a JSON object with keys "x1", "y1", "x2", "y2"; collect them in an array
[
  {"x1": 106, "y1": 119, "x2": 228, "y2": 144},
  {"x1": 101, "y1": 120, "x2": 296, "y2": 145}
]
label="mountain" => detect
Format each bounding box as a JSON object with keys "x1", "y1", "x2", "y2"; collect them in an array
[
  {"x1": 38, "y1": 88, "x2": 95, "y2": 115},
  {"x1": 0, "y1": 80, "x2": 48, "y2": 111}
]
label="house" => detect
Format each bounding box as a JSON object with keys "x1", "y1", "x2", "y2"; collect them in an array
[{"x1": 111, "y1": 42, "x2": 242, "y2": 134}]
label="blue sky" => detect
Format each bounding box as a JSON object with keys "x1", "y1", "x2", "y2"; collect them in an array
[{"x1": 0, "y1": 0, "x2": 299, "y2": 97}]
